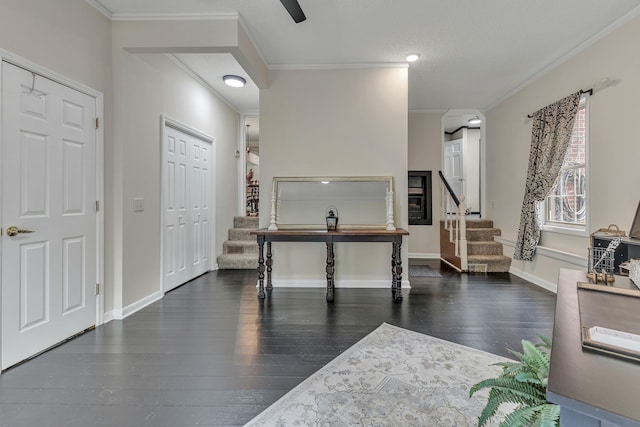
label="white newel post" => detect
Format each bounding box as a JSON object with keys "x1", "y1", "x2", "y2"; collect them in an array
[
  {"x1": 268, "y1": 184, "x2": 278, "y2": 230},
  {"x1": 386, "y1": 191, "x2": 396, "y2": 231},
  {"x1": 459, "y1": 195, "x2": 468, "y2": 271}
]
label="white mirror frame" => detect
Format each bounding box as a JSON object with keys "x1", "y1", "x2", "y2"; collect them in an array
[{"x1": 268, "y1": 176, "x2": 396, "y2": 231}]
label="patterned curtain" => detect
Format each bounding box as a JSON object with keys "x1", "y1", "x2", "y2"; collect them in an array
[{"x1": 514, "y1": 92, "x2": 581, "y2": 261}]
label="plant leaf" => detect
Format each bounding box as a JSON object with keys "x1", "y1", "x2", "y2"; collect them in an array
[{"x1": 472, "y1": 336, "x2": 559, "y2": 427}]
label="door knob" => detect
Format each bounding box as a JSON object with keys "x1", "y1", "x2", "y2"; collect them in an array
[{"x1": 5, "y1": 226, "x2": 35, "y2": 237}]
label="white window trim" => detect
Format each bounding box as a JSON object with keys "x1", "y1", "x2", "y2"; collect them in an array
[
  {"x1": 541, "y1": 221, "x2": 588, "y2": 237},
  {"x1": 541, "y1": 95, "x2": 590, "y2": 237}
]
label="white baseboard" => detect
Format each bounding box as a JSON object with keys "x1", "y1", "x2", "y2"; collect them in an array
[
  {"x1": 495, "y1": 236, "x2": 586, "y2": 294},
  {"x1": 258, "y1": 279, "x2": 411, "y2": 289},
  {"x1": 111, "y1": 290, "x2": 163, "y2": 320},
  {"x1": 408, "y1": 252, "x2": 440, "y2": 259},
  {"x1": 508, "y1": 266, "x2": 558, "y2": 294},
  {"x1": 102, "y1": 311, "x2": 115, "y2": 324}
]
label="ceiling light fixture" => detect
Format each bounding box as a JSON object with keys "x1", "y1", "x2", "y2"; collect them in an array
[
  {"x1": 405, "y1": 53, "x2": 421, "y2": 62},
  {"x1": 223, "y1": 75, "x2": 246, "y2": 88},
  {"x1": 468, "y1": 116, "x2": 482, "y2": 125}
]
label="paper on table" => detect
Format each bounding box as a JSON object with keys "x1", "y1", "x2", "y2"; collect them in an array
[{"x1": 589, "y1": 326, "x2": 640, "y2": 353}]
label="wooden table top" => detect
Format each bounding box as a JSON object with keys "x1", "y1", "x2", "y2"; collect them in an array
[
  {"x1": 547, "y1": 269, "x2": 640, "y2": 424},
  {"x1": 251, "y1": 227, "x2": 409, "y2": 237}
]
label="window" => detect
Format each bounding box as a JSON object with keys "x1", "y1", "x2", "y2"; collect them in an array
[{"x1": 544, "y1": 96, "x2": 588, "y2": 231}]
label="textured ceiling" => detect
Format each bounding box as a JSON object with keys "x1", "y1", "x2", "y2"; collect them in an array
[{"x1": 90, "y1": 0, "x2": 640, "y2": 115}]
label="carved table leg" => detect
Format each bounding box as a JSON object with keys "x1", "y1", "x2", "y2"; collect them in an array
[
  {"x1": 257, "y1": 236, "x2": 265, "y2": 299},
  {"x1": 391, "y1": 241, "x2": 398, "y2": 294},
  {"x1": 266, "y1": 241, "x2": 273, "y2": 291},
  {"x1": 393, "y1": 240, "x2": 403, "y2": 302},
  {"x1": 326, "y1": 241, "x2": 335, "y2": 302}
]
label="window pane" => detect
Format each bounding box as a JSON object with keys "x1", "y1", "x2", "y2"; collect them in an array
[
  {"x1": 545, "y1": 100, "x2": 587, "y2": 228},
  {"x1": 547, "y1": 167, "x2": 586, "y2": 224},
  {"x1": 563, "y1": 107, "x2": 586, "y2": 167}
]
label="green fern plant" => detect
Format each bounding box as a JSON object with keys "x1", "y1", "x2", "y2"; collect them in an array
[{"x1": 469, "y1": 336, "x2": 560, "y2": 427}]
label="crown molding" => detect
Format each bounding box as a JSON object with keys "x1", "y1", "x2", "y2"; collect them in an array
[
  {"x1": 269, "y1": 62, "x2": 409, "y2": 70},
  {"x1": 486, "y1": 4, "x2": 640, "y2": 111},
  {"x1": 237, "y1": 16, "x2": 270, "y2": 76},
  {"x1": 110, "y1": 12, "x2": 238, "y2": 22},
  {"x1": 167, "y1": 55, "x2": 240, "y2": 115},
  {"x1": 408, "y1": 109, "x2": 448, "y2": 113},
  {"x1": 84, "y1": 2, "x2": 239, "y2": 22},
  {"x1": 85, "y1": 0, "x2": 112, "y2": 19}
]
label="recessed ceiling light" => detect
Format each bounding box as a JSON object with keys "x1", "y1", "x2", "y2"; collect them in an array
[
  {"x1": 405, "y1": 53, "x2": 421, "y2": 62},
  {"x1": 223, "y1": 75, "x2": 246, "y2": 88},
  {"x1": 468, "y1": 116, "x2": 482, "y2": 125}
]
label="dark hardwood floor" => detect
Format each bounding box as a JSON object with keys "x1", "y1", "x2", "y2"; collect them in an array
[{"x1": 0, "y1": 260, "x2": 556, "y2": 427}]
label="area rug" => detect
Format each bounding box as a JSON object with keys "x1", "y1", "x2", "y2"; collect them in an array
[
  {"x1": 245, "y1": 323, "x2": 512, "y2": 426},
  {"x1": 408, "y1": 265, "x2": 443, "y2": 277}
]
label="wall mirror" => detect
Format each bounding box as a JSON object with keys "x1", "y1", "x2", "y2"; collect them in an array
[{"x1": 268, "y1": 176, "x2": 396, "y2": 230}]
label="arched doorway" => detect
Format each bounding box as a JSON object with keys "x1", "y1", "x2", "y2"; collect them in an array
[{"x1": 441, "y1": 110, "x2": 486, "y2": 217}]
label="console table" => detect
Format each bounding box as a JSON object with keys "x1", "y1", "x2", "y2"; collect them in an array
[
  {"x1": 251, "y1": 228, "x2": 409, "y2": 302},
  {"x1": 547, "y1": 269, "x2": 640, "y2": 426}
]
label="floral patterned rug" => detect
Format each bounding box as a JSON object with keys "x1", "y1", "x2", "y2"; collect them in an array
[{"x1": 245, "y1": 323, "x2": 512, "y2": 426}]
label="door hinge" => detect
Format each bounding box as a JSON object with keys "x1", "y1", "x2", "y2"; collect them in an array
[
  {"x1": 95, "y1": 118, "x2": 99, "y2": 129},
  {"x1": 96, "y1": 200, "x2": 100, "y2": 212},
  {"x1": 95, "y1": 283, "x2": 100, "y2": 295}
]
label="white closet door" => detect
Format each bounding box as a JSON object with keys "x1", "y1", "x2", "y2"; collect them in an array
[
  {"x1": 190, "y1": 140, "x2": 210, "y2": 278},
  {"x1": 163, "y1": 127, "x2": 190, "y2": 291},
  {"x1": 163, "y1": 124, "x2": 211, "y2": 292}
]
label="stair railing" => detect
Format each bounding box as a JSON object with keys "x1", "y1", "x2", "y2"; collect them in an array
[{"x1": 438, "y1": 171, "x2": 468, "y2": 271}]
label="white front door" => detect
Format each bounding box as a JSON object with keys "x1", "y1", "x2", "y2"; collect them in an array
[
  {"x1": 443, "y1": 138, "x2": 464, "y2": 203},
  {"x1": 1, "y1": 62, "x2": 97, "y2": 370},
  {"x1": 162, "y1": 124, "x2": 211, "y2": 292}
]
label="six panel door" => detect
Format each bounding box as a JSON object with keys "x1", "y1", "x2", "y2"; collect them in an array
[
  {"x1": 1, "y1": 62, "x2": 97, "y2": 370},
  {"x1": 163, "y1": 125, "x2": 211, "y2": 292}
]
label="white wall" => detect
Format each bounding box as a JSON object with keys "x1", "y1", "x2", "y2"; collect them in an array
[
  {"x1": 0, "y1": 1, "x2": 111, "y2": 93},
  {"x1": 110, "y1": 44, "x2": 240, "y2": 309},
  {"x1": 0, "y1": 0, "x2": 113, "y2": 307},
  {"x1": 408, "y1": 112, "x2": 443, "y2": 257},
  {"x1": 486, "y1": 14, "x2": 640, "y2": 287},
  {"x1": 260, "y1": 68, "x2": 408, "y2": 285},
  {"x1": 1, "y1": 3, "x2": 244, "y2": 316}
]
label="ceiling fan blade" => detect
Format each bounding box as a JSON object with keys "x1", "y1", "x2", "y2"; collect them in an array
[{"x1": 280, "y1": 0, "x2": 306, "y2": 23}]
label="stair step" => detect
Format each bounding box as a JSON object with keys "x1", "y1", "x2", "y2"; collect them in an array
[
  {"x1": 223, "y1": 240, "x2": 258, "y2": 255},
  {"x1": 467, "y1": 255, "x2": 512, "y2": 273},
  {"x1": 229, "y1": 228, "x2": 256, "y2": 241},
  {"x1": 467, "y1": 241, "x2": 503, "y2": 256},
  {"x1": 217, "y1": 254, "x2": 258, "y2": 270},
  {"x1": 234, "y1": 216, "x2": 259, "y2": 229},
  {"x1": 465, "y1": 219, "x2": 494, "y2": 229},
  {"x1": 466, "y1": 228, "x2": 501, "y2": 241},
  {"x1": 440, "y1": 219, "x2": 494, "y2": 229}
]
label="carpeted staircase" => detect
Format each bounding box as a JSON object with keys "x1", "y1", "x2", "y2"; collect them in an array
[
  {"x1": 465, "y1": 219, "x2": 511, "y2": 272},
  {"x1": 441, "y1": 218, "x2": 511, "y2": 272},
  {"x1": 217, "y1": 216, "x2": 259, "y2": 270}
]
